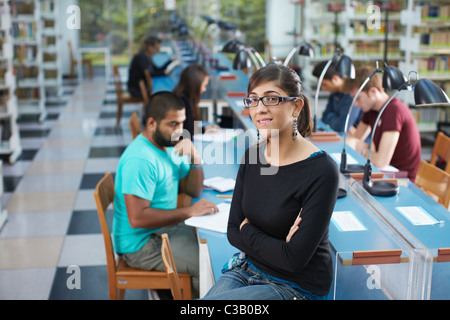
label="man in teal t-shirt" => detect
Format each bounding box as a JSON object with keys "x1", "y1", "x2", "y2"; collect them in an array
[{"x1": 113, "y1": 91, "x2": 218, "y2": 298}]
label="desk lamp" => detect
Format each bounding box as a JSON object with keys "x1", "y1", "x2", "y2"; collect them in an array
[
  {"x1": 362, "y1": 71, "x2": 450, "y2": 197},
  {"x1": 283, "y1": 42, "x2": 315, "y2": 66},
  {"x1": 313, "y1": 49, "x2": 355, "y2": 132},
  {"x1": 232, "y1": 46, "x2": 266, "y2": 71},
  {"x1": 340, "y1": 61, "x2": 406, "y2": 174}
]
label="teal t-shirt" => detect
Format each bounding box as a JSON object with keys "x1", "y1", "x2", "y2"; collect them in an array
[{"x1": 113, "y1": 134, "x2": 191, "y2": 254}]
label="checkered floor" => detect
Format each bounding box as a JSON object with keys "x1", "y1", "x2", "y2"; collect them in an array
[{"x1": 0, "y1": 75, "x2": 151, "y2": 300}]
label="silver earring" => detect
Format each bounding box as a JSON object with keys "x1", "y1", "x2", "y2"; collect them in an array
[{"x1": 293, "y1": 118, "x2": 299, "y2": 140}]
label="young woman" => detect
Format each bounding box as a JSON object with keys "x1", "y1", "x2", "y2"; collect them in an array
[
  {"x1": 128, "y1": 36, "x2": 175, "y2": 98},
  {"x1": 173, "y1": 64, "x2": 210, "y2": 138},
  {"x1": 202, "y1": 64, "x2": 340, "y2": 300}
]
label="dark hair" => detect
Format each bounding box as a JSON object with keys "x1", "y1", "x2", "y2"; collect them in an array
[
  {"x1": 140, "y1": 35, "x2": 162, "y2": 52},
  {"x1": 247, "y1": 64, "x2": 313, "y2": 137},
  {"x1": 173, "y1": 64, "x2": 208, "y2": 120},
  {"x1": 143, "y1": 91, "x2": 185, "y2": 126},
  {"x1": 343, "y1": 65, "x2": 383, "y2": 93},
  {"x1": 312, "y1": 60, "x2": 341, "y2": 80}
]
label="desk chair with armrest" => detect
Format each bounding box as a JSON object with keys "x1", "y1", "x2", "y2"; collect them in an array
[
  {"x1": 415, "y1": 160, "x2": 450, "y2": 209},
  {"x1": 93, "y1": 172, "x2": 192, "y2": 300},
  {"x1": 430, "y1": 131, "x2": 450, "y2": 173}
]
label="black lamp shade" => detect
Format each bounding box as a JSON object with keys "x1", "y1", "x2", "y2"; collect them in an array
[
  {"x1": 382, "y1": 66, "x2": 407, "y2": 90},
  {"x1": 233, "y1": 49, "x2": 251, "y2": 70},
  {"x1": 333, "y1": 54, "x2": 355, "y2": 79},
  {"x1": 414, "y1": 78, "x2": 450, "y2": 107},
  {"x1": 298, "y1": 43, "x2": 315, "y2": 58}
]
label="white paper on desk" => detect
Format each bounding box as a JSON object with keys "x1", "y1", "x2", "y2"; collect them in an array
[
  {"x1": 331, "y1": 211, "x2": 367, "y2": 232},
  {"x1": 185, "y1": 203, "x2": 231, "y2": 233},
  {"x1": 203, "y1": 176, "x2": 235, "y2": 192},
  {"x1": 331, "y1": 153, "x2": 358, "y2": 165},
  {"x1": 395, "y1": 206, "x2": 439, "y2": 226}
]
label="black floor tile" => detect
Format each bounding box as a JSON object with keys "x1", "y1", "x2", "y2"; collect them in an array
[
  {"x1": 88, "y1": 146, "x2": 126, "y2": 158},
  {"x1": 19, "y1": 129, "x2": 51, "y2": 138},
  {"x1": 67, "y1": 209, "x2": 113, "y2": 235},
  {"x1": 3, "y1": 176, "x2": 22, "y2": 193},
  {"x1": 99, "y1": 111, "x2": 133, "y2": 119},
  {"x1": 79, "y1": 173, "x2": 115, "y2": 189},
  {"x1": 94, "y1": 126, "x2": 124, "y2": 136},
  {"x1": 48, "y1": 266, "x2": 149, "y2": 300},
  {"x1": 18, "y1": 149, "x2": 38, "y2": 161}
]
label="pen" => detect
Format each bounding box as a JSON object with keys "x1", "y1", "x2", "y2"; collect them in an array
[{"x1": 217, "y1": 195, "x2": 232, "y2": 198}]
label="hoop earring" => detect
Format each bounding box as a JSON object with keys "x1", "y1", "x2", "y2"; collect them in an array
[{"x1": 292, "y1": 118, "x2": 299, "y2": 140}]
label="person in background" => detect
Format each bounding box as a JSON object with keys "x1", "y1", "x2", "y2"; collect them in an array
[
  {"x1": 344, "y1": 66, "x2": 421, "y2": 181},
  {"x1": 127, "y1": 36, "x2": 176, "y2": 98},
  {"x1": 173, "y1": 64, "x2": 210, "y2": 138},
  {"x1": 202, "y1": 64, "x2": 339, "y2": 300},
  {"x1": 113, "y1": 91, "x2": 218, "y2": 298},
  {"x1": 312, "y1": 60, "x2": 362, "y2": 133}
]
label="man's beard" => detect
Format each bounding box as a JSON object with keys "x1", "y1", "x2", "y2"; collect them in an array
[{"x1": 153, "y1": 125, "x2": 180, "y2": 147}]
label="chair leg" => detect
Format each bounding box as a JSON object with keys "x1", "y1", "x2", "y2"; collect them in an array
[
  {"x1": 118, "y1": 289, "x2": 126, "y2": 300},
  {"x1": 180, "y1": 277, "x2": 192, "y2": 300},
  {"x1": 116, "y1": 102, "x2": 123, "y2": 127}
]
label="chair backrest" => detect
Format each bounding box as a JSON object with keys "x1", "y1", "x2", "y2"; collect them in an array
[
  {"x1": 415, "y1": 160, "x2": 450, "y2": 208},
  {"x1": 112, "y1": 66, "x2": 123, "y2": 99},
  {"x1": 129, "y1": 112, "x2": 141, "y2": 139},
  {"x1": 144, "y1": 69, "x2": 153, "y2": 96},
  {"x1": 161, "y1": 233, "x2": 183, "y2": 300},
  {"x1": 93, "y1": 173, "x2": 118, "y2": 278},
  {"x1": 430, "y1": 131, "x2": 450, "y2": 173}
]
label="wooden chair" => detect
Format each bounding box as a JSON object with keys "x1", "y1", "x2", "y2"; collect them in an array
[
  {"x1": 139, "y1": 80, "x2": 149, "y2": 107},
  {"x1": 112, "y1": 65, "x2": 144, "y2": 127},
  {"x1": 144, "y1": 69, "x2": 153, "y2": 97},
  {"x1": 430, "y1": 131, "x2": 450, "y2": 173},
  {"x1": 161, "y1": 233, "x2": 183, "y2": 300},
  {"x1": 93, "y1": 172, "x2": 192, "y2": 300},
  {"x1": 129, "y1": 112, "x2": 141, "y2": 139},
  {"x1": 415, "y1": 160, "x2": 450, "y2": 208},
  {"x1": 68, "y1": 41, "x2": 93, "y2": 79}
]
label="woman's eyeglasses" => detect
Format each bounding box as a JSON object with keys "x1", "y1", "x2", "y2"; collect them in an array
[{"x1": 243, "y1": 96, "x2": 298, "y2": 108}]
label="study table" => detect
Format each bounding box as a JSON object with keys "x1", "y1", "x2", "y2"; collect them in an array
[
  {"x1": 149, "y1": 43, "x2": 449, "y2": 299},
  {"x1": 194, "y1": 96, "x2": 449, "y2": 300}
]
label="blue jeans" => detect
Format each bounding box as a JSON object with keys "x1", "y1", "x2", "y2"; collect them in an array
[{"x1": 201, "y1": 261, "x2": 321, "y2": 300}]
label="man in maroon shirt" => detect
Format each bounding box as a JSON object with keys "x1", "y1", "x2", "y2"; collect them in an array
[{"x1": 344, "y1": 66, "x2": 422, "y2": 181}]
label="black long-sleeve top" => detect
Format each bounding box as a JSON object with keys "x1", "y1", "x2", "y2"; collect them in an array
[
  {"x1": 127, "y1": 51, "x2": 171, "y2": 97},
  {"x1": 227, "y1": 146, "x2": 339, "y2": 295}
]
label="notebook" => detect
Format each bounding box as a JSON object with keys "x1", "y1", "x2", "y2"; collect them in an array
[
  {"x1": 185, "y1": 203, "x2": 231, "y2": 233},
  {"x1": 203, "y1": 176, "x2": 235, "y2": 192}
]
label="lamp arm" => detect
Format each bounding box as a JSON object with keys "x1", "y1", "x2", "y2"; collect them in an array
[
  {"x1": 251, "y1": 48, "x2": 266, "y2": 68},
  {"x1": 366, "y1": 85, "x2": 407, "y2": 160},
  {"x1": 343, "y1": 69, "x2": 379, "y2": 144},
  {"x1": 283, "y1": 47, "x2": 299, "y2": 66},
  {"x1": 314, "y1": 59, "x2": 333, "y2": 128},
  {"x1": 244, "y1": 48, "x2": 261, "y2": 69}
]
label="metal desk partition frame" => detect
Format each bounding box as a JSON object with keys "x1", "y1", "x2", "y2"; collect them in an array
[
  {"x1": 330, "y1": 179, "x2": 433, "y2": 300},
  {"x1": 359, "y1": 181, "x2": 450, "y2": 300}
]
